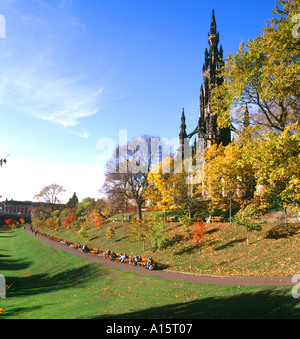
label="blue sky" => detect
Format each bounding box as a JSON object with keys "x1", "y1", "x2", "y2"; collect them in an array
[{"x1": 0, "y1": 0, "x2": 278, "y2": 202}]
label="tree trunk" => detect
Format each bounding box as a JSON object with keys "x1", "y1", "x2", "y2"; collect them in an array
[
  {"x1": 229, "y1": 197, "x2": 232, "y2": 225},
  {"x1": 188, "y1": 205, "x2": 192, "y2": 220},
  {"x1": 137, "y1": 204, "x2": 143, "y2": 221},
  {"x1": 285, "y1": 208, "x2": 288, "y2": 225}
]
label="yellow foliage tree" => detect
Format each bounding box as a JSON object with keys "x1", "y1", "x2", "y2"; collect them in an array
[
  {"x1": 147, "y1": 157, "x2": 177, "y2": 217},
  {"x1": 204, "y1": 138, "x2": 256, "y2": 212},
  {"x1": 147, "y1": 157, "x2": 201, "y2": 218}
]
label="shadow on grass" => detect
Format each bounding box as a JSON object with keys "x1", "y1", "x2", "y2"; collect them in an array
[
  {"x1": 90, "y1": 236, "x2": 101, "y2": 241},
  {"x1": 0, "y1": 259, "x2": 32, "y2": 271},
  {"x1": 93, "y1": 289, "x2": 300, "y2": 319},
  {"x1": 265, "y1": 224, "x2": 300, "y2": 240},
  {"x1": 2, "y1": 305, "x2": 49, "y2": 319},
  {"x1": 0, "y1": 233, "x2": 19, "y2": 238},
  {"x1": 214, "y1": 238, "x2": 246, "y2": 251},
  {"x1": 165, "y1": 234, "x2": 185, "y2": 248},
  {"x1": 206, "y1": 228, "x2": 219, "y2": 235},
  {"x1": 5, "y1": 264, "x2": 108, "y2": 298},
  {"x1": 115, "y1": 236, "x2": 129, "y2": 243},
  {"x1": 174, "y1": 244, "x2": 198, "y2": 256}
]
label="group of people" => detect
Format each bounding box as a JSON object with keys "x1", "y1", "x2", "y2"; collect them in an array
[
  {"x1": 129, "y1": 255, "x2": 142, "y2": 266},
  {"x1": 104, "y1": 249, "x2": 122, "y2": 262},
  {"x1": 102, "y1": 250, "x2": 156, "y2": 270}
]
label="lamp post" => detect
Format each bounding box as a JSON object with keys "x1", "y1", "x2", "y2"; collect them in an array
[{"x1": 228, "y1": 191, "x2": 234, "y2": 224}]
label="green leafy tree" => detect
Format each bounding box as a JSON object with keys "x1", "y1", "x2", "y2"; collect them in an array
[
  {"x1": 233, "y1": 204, "x2": 265, "y2": 246},
  {"x1": 67, "y1": 192, "x2": 79, "y2": 210},
  {"x1": 150, "y1": 219, "x2": 169, "y2": 260},
  {"x1": 128, "y1": 219, "x2": 152, "y2": 251}
]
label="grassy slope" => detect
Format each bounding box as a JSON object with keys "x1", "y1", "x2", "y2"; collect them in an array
[
  {"x1": 36, "y1": 216, "x2": 300, "y2": 277},
  {"x1": 0, "y1": 228, "x2": 299, "y2": 319}
]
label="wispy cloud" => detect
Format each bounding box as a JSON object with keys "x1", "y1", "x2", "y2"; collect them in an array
[
  {"x1": 0, "y1": 62, "x2": 103, "y2": 137},
  {"x1": 0, "y1": 0, "x2": 104, "y2": 138}
]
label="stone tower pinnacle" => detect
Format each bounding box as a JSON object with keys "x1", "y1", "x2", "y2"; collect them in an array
[
  {"x1": 199, "y1": 10, "x2": 231, "y2": 148},
  {"x1": 178, "y1": 10, "x2": 231, "y2": 158}
]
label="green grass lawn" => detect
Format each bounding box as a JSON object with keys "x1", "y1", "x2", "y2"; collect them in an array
[{"x1": 0, "y1": 227, "x2": 299, "y2": 319}]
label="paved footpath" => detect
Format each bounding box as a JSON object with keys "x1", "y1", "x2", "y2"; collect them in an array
[{"x1": 25, "y1": 226, "x2": 294, "y2": 287}]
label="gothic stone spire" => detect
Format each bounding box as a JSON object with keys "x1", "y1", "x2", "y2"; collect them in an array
[
  {"x1": 179, "y1": 108, "x2": 187, "y2": 140},
  {"x1": 200, "y1": 10, "x2": 231, "y2": 148},
  {"x1": 179, "y1": 10, "x2": 231, "y2": 154}
]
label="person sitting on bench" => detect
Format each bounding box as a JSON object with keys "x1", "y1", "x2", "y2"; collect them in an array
[
  {"x1": 119, "y1": 253, "x2": 127, "y2": 263},
  {"x1": 144, "y1": 257, "x2": 153, "y2": 269},
  {"x1": 110, "y1": 253, "x2": 117, "y2": 261},
  {"x1": 104, "y1": 249, "x2": 111, "y2": 258}
]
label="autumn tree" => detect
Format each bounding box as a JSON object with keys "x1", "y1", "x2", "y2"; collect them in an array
[
  {"x1": 211, "y1": 0, "x2": 300, "y2": 134},
  {"x1": 105, "y1": 192, "x2": 130, "y2": 222},
  {"x1": 147, "y1": 157, "x2": 201, "y2": 219},
  {"x1": 76, "y1": 197, "x2": 107, "y2": 221},
  {"x1": 193, "y1": 220, "x2": 206, "y2": 254},
  {"x1": 86, "y1": 209, "x2": 103, "y2": 234},
  {"x1": 102, "y1": 135, "x2": 167, "y2": 221},
  {"x1": 204, "y1": 138, "x2": 256, "y2": 212},
  {"x1": 34, "y1": 184, "x2": 65, "y2": 213},
  {"x1": 147, "y1": 157, "x2": 177, "y2": 218}
]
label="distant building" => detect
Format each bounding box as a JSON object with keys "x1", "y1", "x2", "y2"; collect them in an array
[
  {"x1": 0, "y1": 200, "x2": 66, "y2": 223},
  {"x1": 0, "y1": 200, "x2": 32, "y2": 217}
]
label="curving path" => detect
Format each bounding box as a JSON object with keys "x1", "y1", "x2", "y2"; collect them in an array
[{"x1": 25, "y1": 226, "x2": 294, "y2": 287}]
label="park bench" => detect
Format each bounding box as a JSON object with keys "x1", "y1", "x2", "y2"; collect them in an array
[
  {"x1": 90, "y1": 248, "x2": 100, "y2": 255},
  {"x1": 166, "y1": 217, "x2": 178, "y2": 222},
  {"x1": 122, "y1": 256, "x2": 131, "y2": 264},
  {"x1": 211, "y1": 216, "x2": 225, "y2": 223},
  {"x1": 136, "y1": 258, "x2": 148, "y2": 267},
  {"x1": 70, "y1": 243, "x2": 80, "y2": 250}
]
